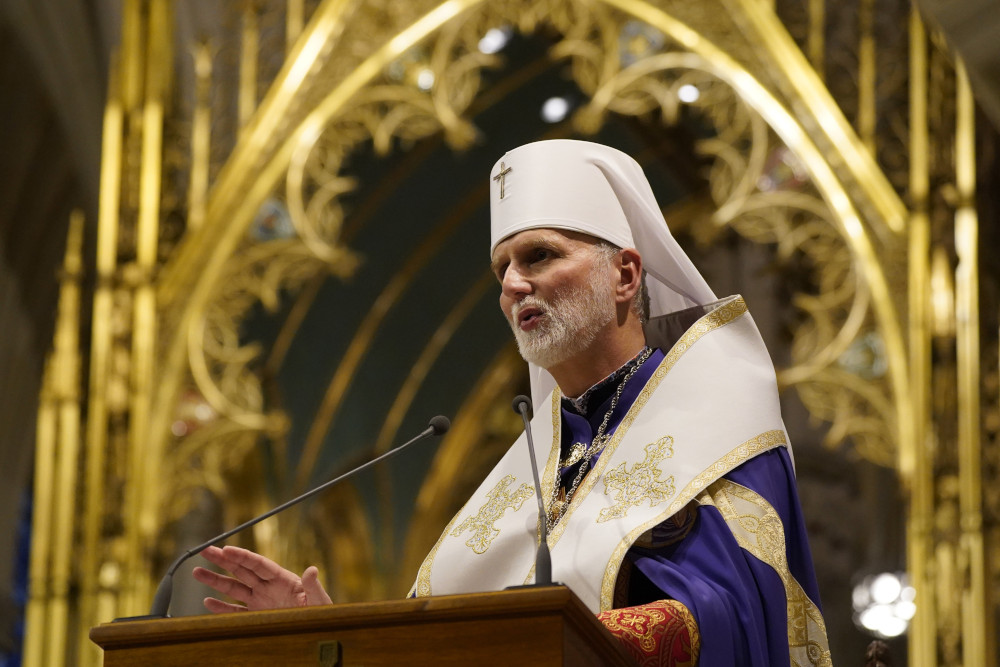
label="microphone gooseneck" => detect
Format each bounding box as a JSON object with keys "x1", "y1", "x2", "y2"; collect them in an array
[
  {"x1": 511, "y1": 395, "x2": 553, "y2": 586},
  {"x1": 131, "y1": 416, "x2": 450, "y2": 621}
]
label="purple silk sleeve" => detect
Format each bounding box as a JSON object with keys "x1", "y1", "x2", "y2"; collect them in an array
[{"x1": 625, "y1": 448, "x2": 822, "y2": 666}]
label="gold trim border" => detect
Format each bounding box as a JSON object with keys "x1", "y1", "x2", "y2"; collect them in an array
[
  {"x1": 411, "y1": 498, "x2": 468, "y2": 597},
  {"x1": 697, "y1": 479, "x2": 831, "y2": 665}
]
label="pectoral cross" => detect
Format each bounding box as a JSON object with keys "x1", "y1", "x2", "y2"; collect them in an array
[{"x1": 493, "y1": 162, "x2": 512, "y2": 199}]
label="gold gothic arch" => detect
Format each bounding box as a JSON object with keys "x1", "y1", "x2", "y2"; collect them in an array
[
  {"x1": 159, "y1": 0, "x2": 916, "y2": 642},
  {"x1": 154, "y1": 0, "x2": 916, "y2": 593},
  {"x1": 26, "y1": 0, "x2": 994, "y2": 665}
]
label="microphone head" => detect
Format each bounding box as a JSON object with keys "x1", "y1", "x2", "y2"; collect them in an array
[
  {"x1": 428, "y1": 415, "x2": 451, "y2": 435},
  {"x1": 511, "y1": 395, "x2": 532, "y2": 417}
]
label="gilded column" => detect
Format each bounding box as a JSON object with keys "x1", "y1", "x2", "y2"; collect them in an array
[
  {"x1": 906, "y1": 9, "x2": 936, "y2": 665},
  {"x1": 76, "y1": 52, "x2": 125, "y2": 667},
  {"x1": 24, "y1": 212, "x2": 85, "y2": 666},
  {"x1": 23, "y1": 359, "x2": 57, "y2": 667},
  {"x1": 121, "y1": 0, "x2": 172, "y2": 615},
  {"x1": 953, "y1": 60, "x2": 990, "y2": 667},
  {"x1": 48, "y1": 211, "x2": 85, "y2": 661}
]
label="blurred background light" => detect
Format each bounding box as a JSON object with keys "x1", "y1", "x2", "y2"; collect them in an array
[
  {"x1": 416, "y1": 69, "x2": 435, "y2": 91},
  {"x1": 678, "y1": 84, "x2": 700, "y2": 103},
  {"x1": 852, "y1": 572, "x2": 916, "y2": 639},
  {"x1": 541, "y1": 96, "x2": 570, "y2": 123},
  {"x1": 478, "y1": 27, "x2": 512, "y2": 54}
]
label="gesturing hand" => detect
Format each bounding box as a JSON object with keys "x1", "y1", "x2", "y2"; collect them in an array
[{"x1": 192, "y1": 545, "x2": 332, "y2": 613}]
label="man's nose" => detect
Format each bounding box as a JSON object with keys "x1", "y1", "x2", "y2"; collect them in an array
[{"x1": 501, "y1": 266, "x2": 532, "y2": 299}]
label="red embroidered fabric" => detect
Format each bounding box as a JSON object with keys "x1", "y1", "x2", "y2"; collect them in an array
[{"x1": 596, "y1": 599, "x2": 700, "y2": 667}]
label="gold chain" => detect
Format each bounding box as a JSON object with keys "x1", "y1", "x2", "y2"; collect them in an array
[{"x1": 547, "y1": 347, "x2": 652, "y2": 530}]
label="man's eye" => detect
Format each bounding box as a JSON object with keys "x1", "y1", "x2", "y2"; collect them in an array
[{"x1": 532, "y1": 248, "x2": 552, "y2": 262}]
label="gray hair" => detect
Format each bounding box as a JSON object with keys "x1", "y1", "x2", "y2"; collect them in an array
[{"x1": 592, "y1": 241, "x2": 649, "y2": 325}]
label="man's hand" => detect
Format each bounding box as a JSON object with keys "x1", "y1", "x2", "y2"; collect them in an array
[{"x1": 192, "y1": 545, "x2": 332, "y2": 613}]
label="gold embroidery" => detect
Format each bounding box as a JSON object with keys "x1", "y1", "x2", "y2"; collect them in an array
[
  {"x1": 539, "y1": 390, "x2": 562, "y2": 524},
  {"x1": 598, "y1": 600, "x2": 700, "y2": 666},
  {"x1": 600, "y1": 429, "x2": 787, "y2": 610},
  {"x1": 598, "y1": 436, "x2": 676, "y2": 522},
  {"x1": 600, "y1": 607, "x2": 669, "y2": 652},
  {"x1": 699, "y1": 480, "x2": 832, "y2": 667},
  {"x1": 450, "y1": 474, "x2": 533, "y2": 554},
  {"x1": 417, "y1": 404, "x2": 555, "y2": 593}
]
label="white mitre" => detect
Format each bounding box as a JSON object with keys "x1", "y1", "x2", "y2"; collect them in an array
[{"x1": 489, "y1": 139, "x2": 717, "y2": 407}]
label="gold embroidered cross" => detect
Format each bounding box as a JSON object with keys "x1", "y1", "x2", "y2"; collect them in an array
[
  {"x1": 493, "y1": 162, "x2": 512, "y2": 199},
  {"x1": 598, "y1": 436, "x2": 676, "y2": 523},
  {"x1": 451, "y1": 474, "x2": 534, "y2": 554}
]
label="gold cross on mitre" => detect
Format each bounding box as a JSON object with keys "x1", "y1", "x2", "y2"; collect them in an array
[{"x1": 493, "y1": 161, "x2": 512, "y2": 199}]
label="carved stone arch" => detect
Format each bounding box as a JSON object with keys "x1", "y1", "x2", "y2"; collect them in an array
[{"x1": 151, "y1": 0, "x2": 913, "y2": 632}]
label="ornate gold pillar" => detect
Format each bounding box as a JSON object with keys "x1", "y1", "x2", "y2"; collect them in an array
[
  {"x1": 121, "y1": 0, "x2": 171, "y2": 616},
  {"x1": 904, "y1": 21, "x2": 995, "y2": 664},
  {"x1": 953, "y1": 60, "x2": 989, "y2": 667},
  {"x1": 23, "y1": 211, "x2": 84, "y2": 665},
  {"x1": 905, "y1": 8, "x2": 935, "y2": 664},
  {"x1": 76, "y1": 45, "x2": 125, "y2": 667}
]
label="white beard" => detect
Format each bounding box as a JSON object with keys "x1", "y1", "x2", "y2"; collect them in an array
[{"x1": 509, "y1": 266, "x2": 617, "y2": 369}]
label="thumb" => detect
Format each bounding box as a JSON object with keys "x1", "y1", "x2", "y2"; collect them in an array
[{"x1": 301, "y1": 565, "x2": 332, "y2": 606}]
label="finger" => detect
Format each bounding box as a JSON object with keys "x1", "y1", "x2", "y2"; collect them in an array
[
  {"x1": 301, "y1": 566, "x2": 332, "y2": 606},
  {"x1": 203, "y1": 597, "x2": 248, "y2": 614},
  {"x1": 199, "y1": 546, "x2": 272, "y2": 590},
  {"x1": 199, "y1": 545, "x2": 245, "y2": 574},
  {"x1": 192, "y1": 565, "x2": 233, "y2": 589},
  {"x1": 200, "y1": 545, "x2": 271, "y2": 587},
  {"x1": 201, "y1": 546, "x2": 261, "y2": 587},
  {"x1": 220, "y1": 545, "x2": 288, "y2": 583},
  {"x1": 192, "y1": 566, "x2": 253, "y2": 601}
]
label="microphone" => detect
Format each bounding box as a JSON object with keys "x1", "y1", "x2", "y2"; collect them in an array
[
  {"x1": 510, "y1": 395, "x2": 553, "y2": 586},
  {"x1": 123, "y1": 415, "x2": 450, "y2": 621}
]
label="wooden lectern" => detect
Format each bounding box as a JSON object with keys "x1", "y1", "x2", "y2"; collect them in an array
[{"x1": 90, "y1": 586, "x2": 638, "y2": 666}]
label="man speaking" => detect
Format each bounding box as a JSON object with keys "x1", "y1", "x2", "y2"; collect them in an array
[{"x1": 194, "y1": 139, "x2": 831, "y2": 666}]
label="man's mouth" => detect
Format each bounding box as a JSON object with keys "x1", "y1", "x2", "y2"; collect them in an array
[{"x1": 515, "y1": 306, "x2": 544, "y2": 331}]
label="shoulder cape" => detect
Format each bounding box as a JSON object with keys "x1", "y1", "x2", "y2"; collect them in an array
[{"x1": 412, "y1": 296, "x2": 789, "y2": 613}]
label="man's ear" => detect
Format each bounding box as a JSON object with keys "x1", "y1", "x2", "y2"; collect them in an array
[{"x1": 615, "y1": 248, "x2": 643, "y2": 304}]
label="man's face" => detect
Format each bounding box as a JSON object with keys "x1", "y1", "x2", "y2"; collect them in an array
[{"x1": 490, "y1": 229, "x2": 617, "y2": 368}]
